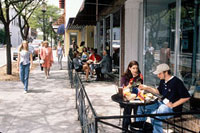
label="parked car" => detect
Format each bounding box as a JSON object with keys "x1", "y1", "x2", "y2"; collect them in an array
[
  {"x1": 13, "y1": 45, "x2": 37, "y2": 61},
  {"x1": 31, "y1": 39, "x2": 42, "y2": 46},
  {"x1": 30, "y1": 39, "x2": 42, "y2": 57},
  {"x1": 29, "y1": 44, "x2": 39, "y2": 59}
]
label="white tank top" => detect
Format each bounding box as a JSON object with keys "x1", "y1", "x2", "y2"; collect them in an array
[
  {"x1": 20, "y1": 50, "x2": 30, "y2": 65},
  {"x1": 57, "y1": 46, "x2": 63, "y2": 55}
]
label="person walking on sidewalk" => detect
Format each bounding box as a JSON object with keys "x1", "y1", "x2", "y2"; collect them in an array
[
  {"x1": 40, "y1": 41, "x2": 54, "y2": 79},
  {"x1": 56, "y1": 41, "x2": 65, "y2": 70},
  {"x1": 39, "y1": 41, "x2": 44, "y2": 71},
  {"x1": 17, "y1": 40, "x2": 33, "y2": 93}
]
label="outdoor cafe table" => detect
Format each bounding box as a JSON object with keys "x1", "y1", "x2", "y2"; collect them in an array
[{"x1": 111, "y1": 93, "x2": 158, "y2": 118}]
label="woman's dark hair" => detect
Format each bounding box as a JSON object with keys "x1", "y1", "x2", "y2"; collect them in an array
[
  {"x1": 122, "y1": 60, "x2": 141, "y2": 80},
  {"x1": 83, "y1": 47, "x2": 87, "y2": 52},
  {"x1": 80, "y1": 41, "x2": 85, "y2": 47}
]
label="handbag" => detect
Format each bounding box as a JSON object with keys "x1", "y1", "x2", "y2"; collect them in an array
[{"x1": 40, "y1": 59, "x2": 44, "y2": 64}]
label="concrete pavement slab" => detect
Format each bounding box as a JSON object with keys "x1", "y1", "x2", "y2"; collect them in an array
[
  {"x1": 83, "y1": 81, "x2": 121, "y2": 133},
  {"x1": 0, "y1": 61, "x2": 81, "y2": 133}
]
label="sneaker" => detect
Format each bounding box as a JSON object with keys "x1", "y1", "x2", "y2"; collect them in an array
[{"x1": 24, "y1": 90, "x2": 28, "y2": 94}]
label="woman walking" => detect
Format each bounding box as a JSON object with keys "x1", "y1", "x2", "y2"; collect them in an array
[
  {"x1": 17, "y1": 40, "x2": 33, "y2": 93},
  {"x1": 56, "y1": 41, "x2": 65, "y2": 69},
  {"x1": 39, "y1": 41, "x2": 44, "y2": 71},
  {"x1": 40, "y1": 41, "x2": 54, "y2": 79}
]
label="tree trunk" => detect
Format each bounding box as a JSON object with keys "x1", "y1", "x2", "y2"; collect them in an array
[
  {"x1": 24, "y1": 25, "x2": 29, "y2": 40},
  {"x1": 5, "y1": 24, "x2": 12, "y2": 75}
]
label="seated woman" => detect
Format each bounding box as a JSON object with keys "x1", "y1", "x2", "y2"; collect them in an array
[
  {"x1": 120, "y1": 60, "x2": 143, "y2": 131},
  {"x1": 73, "y1": 51, "x2": 90, "y2": 81},
  {"x1": 81, "y1": 47, "x2": 89, "y2": 62}
]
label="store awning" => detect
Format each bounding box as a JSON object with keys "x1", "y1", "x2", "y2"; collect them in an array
[
  {"x1": 73, "y1": 0, "x2": 119, "y2": 25},
  {"x1": 67, "y1": 18, "x2": 84, "y2": 30},
  {"x1": 52, "y1": 13, "x2": 65, "y2": 34},
  {"x1": 57, "y1": 24, "x2": 65, "y2": 34},
  {"x1": 73, "y1": 0, "x2": 96, "y2": 25}
]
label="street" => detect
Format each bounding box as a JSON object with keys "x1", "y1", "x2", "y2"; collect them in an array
[
  {"x1": 0, "y1": 47, "x2": 7, "y2": 67},
  {"x1": 0, "y1": 47, "x2": 18, "y2": 67}
]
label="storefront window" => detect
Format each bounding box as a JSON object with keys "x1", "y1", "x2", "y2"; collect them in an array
[
  {"x1": 99, "y1": 20, "x2": 103, "y2": 54},
  {"x1": 144, "y1": 0, "x2": 176, "y2": 86},
  {"x1": 144, "y1": 0, "x2": 200, "y2": 110},
  {"x1": 179, "y1": 0, "x2": 200, "y2": 91},
  {"x1": 113, "y1": 10, "x2": 121, "y2": 69},
  {"x1": 105, "y1": 17, "x2": 110, "y2": 56}
]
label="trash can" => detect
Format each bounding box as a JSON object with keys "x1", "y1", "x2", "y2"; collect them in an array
[{"x1": 129, "y1": 121, "x2": 153, "y2": 133}]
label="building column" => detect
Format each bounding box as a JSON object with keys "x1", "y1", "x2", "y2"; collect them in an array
[{"x1": 124, "y1": 0, "x2": 143, "y2": 69}]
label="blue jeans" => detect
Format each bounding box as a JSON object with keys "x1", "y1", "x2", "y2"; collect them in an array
[
  {"x1": 136, "y1": 101, "x2": 174, "y2": 133},
  {"x1": 20, "y1": 63, "x2": 30, "y2": 91},
  {"x1": 58, "y1": 54, "x2": 63, "y2": 69}
]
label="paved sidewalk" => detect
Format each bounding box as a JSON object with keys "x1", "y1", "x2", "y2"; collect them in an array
[{"x1": 0, "y1": 60, "x2": 81, "y2": 133}]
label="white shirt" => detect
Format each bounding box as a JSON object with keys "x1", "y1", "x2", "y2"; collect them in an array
[{"x1": 20, "y1": 50, "x2": 30, "y2": 65}]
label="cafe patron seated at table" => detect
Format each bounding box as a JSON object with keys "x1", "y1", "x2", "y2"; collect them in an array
[
  {"x1": 120, "y1": 60, "x2": 144, "y2": 131},
  {"x1": 136, "y1": 63, "x2": 190, "y2": 133},
  {"x1": 73, "y1": 51, "x2": 90, "y2": 81}
]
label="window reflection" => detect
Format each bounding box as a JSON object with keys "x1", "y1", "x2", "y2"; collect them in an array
[
  {"x1": 179, "y1": 0, "x2": 200, "y2": 91},
  {"x1": 144, "y1": 0, "x2": 176, "y2": 86},
  {"x1": 99, "y1": 20, "x2": 103, "y2": 54}
]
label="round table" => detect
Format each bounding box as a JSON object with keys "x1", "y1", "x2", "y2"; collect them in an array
[
  {"x1": 111, "y1": 93, "x2": 158, "y2": 119},
  {"x1": 111, "y1": 93, "x2": 158, "y2": 132},
  {"x1": 111, "y1": 93, "x2": 158, "y2": 107}
]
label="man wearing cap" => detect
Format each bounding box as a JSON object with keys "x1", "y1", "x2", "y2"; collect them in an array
[{"x1": 136, "y1": 63, "x2": 190, "y2": 133}]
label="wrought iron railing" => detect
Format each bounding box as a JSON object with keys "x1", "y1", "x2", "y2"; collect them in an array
[
  {"x1": 67, "y1": 56, "x2": 74, "y2": 88},
  {"x1": 67, "y1": 56, "x2": 200, "y2": 133}
]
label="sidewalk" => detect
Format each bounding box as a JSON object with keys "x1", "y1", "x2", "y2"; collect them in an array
[{"x1": 0, "y1": 60, "x2": 81, "y2": 133}]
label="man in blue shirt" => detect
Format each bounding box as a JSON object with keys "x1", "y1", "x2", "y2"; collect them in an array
[{"x1": 137, "y1": 63, "x2": 190, "y2": 133}]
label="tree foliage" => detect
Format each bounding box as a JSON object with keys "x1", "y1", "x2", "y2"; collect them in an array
[
  {"x1": 29, "y1": 5, "x2": 62, "y2": 43},
  {"x1": 29, "y1": 5, "x2": 61, "y2": 31},
  {"x1": 12, "y1": 0, "x2": 43, "y2": 40},
  {"x1": 0, "y1": 0, "x2": 35, "y2": 75}
]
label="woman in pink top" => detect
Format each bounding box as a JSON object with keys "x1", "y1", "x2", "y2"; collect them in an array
[{"x1": 40, "y1": 41, "x2": 53, "y2": 79}]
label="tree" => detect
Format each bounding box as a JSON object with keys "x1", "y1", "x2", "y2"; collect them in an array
[
  {"x1": 29, "y1": 5, "x2": 61, "y2": 42},
  {"x1": 0, "y1": 0, "x2": 34, "y2": 75},
  {"x1": 12, "y1": 0, "x2": 42, "y2": 40},
  {"x1": 0, "y1": 29, "x2": 5, "y2": 44}
]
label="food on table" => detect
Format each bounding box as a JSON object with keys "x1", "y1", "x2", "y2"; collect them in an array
[{"x1": 137, "y1": 91, "x2": 145, "y2": 101}]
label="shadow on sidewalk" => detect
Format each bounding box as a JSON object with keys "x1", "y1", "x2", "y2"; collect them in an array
[{"x1": 28, "y1": 89, "x2": 51, "y2": 94}]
